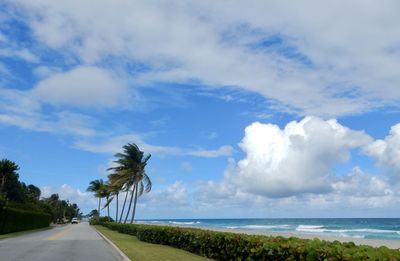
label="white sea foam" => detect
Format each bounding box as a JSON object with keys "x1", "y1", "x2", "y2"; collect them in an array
[
  {"x1": 243, "y1": 225, "x2": 290, "y2": 230},
  {"x1": 169, "y1": 221, "x2": 200, "y2": 225},
  {"x1": 296, "y1": 225, "x2": 324, "y2": 233},
  {"x1": 349, "y1": 228, "x2": 400, "y2": 234},
  {"x1": 226, "y1": 226, "x2": 239, "y2": 229},
  {"x1": 295, "y1": 225, "x2": 400, "y2": 238}
]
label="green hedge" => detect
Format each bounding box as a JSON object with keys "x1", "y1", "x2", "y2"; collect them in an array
[
  {"x1": 0, "y1": 207, "x2": 52, "y2": 234},
  {"x1": 100, "y1": 222, "x2": 400, "y2": 261}
]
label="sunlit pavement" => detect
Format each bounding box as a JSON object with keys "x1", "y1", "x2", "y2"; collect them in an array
[{"x1": 0, "y1": 222, "x2": 120, "y2": 261}]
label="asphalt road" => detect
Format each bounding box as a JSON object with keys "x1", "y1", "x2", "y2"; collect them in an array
[{"x1": 0, "y1": 222, "x2": 121, "y2": 261}]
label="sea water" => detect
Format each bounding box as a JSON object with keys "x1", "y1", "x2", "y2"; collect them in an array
[{"x1": 137, "y1": 218, "x2": 400, "y2": 240}]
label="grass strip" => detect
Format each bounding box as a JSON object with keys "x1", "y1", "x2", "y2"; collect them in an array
[
  {"x1": 94, "y1": 225, "x2": 213, "y2": 261},
  {"x1": 0, "y1": 226, "x2": 52, "y2": 240}
]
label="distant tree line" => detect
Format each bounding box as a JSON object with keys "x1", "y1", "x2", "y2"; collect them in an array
[{"x1": 0, "y1": 159, "x2": 81, "y2": 226}]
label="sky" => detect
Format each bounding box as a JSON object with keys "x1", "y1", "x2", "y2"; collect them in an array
[{"x1": 0, "y1": 0, "x2": 400, "y2": 218}]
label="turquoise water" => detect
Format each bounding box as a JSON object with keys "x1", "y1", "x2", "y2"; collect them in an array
[{"x1": 138, "y1": 218, "x2": 400, "y2": 240}]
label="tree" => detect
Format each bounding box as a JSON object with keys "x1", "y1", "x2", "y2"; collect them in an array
[
  {"x1": 88, "y1": 209, "x2": 99, "y2": 217},
  {"x1": 26, "y1": 184, "x2": 41, "y2": 201},
  {"x1": 86, "y1": 179, "x2": 105, "y2": 219},
  {"x1": 102, "y1": 182, "x2": 112, "y2": 220},
  {"x1": 108, "y1": 143, "x2": 152, "y2": 223},
  {"x1": 130, "y1": 170, "x2": 152, "y2": 223},
  {"x1": 0, "y1": 159, "x2": 19, "y2": 195},
  {"x1": 105, "y1": 174, "x2": 123, "y2": 222}
]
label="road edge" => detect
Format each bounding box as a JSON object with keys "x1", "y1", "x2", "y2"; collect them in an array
[{"x1": 92, "y1": 226, "x2": 131, "y2": 261}]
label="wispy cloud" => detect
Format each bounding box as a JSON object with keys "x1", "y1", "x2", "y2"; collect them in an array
[
  {"x1": 5, "y1": 0, "x2": 400, "y2": 116},
  {"x1": 75, "y1": 133, "x2": 233, "y2": 158}
]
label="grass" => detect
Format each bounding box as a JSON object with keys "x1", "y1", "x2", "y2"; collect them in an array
[
  {"x1": 0, "y1": 226, "x2": 52, "y2": 240},
  {"x1": 94, "y1": 225, "x2": 213, "y2": 261}
]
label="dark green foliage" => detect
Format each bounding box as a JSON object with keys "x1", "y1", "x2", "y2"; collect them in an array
[
  {"x1": 99, "y1": 222, "x2": 400, "y2": 261},
  {"x1": 0, "y1": 158, "x2": 81, "y2": 234},
  {"x1": 0, "y1": 207, "x2": 51, "y2": 234}
]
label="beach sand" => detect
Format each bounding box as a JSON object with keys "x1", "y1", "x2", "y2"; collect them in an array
[{"x1": 210, "y1": 227, "x2": 400, "y2": 250}]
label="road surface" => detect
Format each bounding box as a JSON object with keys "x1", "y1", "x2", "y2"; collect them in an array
[{"x1": 0, "y1": 222, "x2": 121, "y2": 261}]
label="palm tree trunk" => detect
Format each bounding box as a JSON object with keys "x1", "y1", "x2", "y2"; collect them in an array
[
  {"x1": 124, "y1": 185, "x2": 135, "y2": 224},
  {"x1": 107, "y1": 196, "x2": 110, "y2": 220},
  {"x1": 115, "y1": 192, "x2": 119, "y2": 222},
  {"x1": 97, "y1": 197, "x2": 101, "y2": 220},
  {"x1": 119, "y1": 190, "x2": 129, "y2": 223},
  {"x1": 130, "y1": 183, "x2": 139, "y2": 224}
]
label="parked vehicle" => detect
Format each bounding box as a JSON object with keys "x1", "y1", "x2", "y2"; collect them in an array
[{"x1": 71, "y1": 218, "x2": 79, "y2": 224}]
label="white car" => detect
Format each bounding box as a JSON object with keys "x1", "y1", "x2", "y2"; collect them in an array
[{"x1": 71, "y1": 218, "x2": 79, "y2": 224}]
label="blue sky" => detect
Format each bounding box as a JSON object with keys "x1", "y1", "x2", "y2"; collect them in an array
[{"x1": 1, "y1": 1, "x2": 400, "y2": 218}]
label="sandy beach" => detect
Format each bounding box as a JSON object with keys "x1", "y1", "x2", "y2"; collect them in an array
[{"x1": 208, "y1": 227, "x2": 400, "y2": 250}]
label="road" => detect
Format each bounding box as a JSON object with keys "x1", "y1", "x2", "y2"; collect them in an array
[{"x1": 0, "y1": 222, "x2": 121, "y2": 261}]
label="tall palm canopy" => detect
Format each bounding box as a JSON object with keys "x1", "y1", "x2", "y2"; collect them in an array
[{"x1": 107, "y1": 143, "x2": 152, "y2": 223}]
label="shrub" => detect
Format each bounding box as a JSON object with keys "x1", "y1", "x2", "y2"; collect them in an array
[
  {"x1": 89, "y1": 216, "x2": 114, "y2": 225},
  {"x1": 100, "y1": 222, "x2": 400, "y2": 261},
  {"x1": 0, "y1": 207, "x2": 51, "y2": 234}
]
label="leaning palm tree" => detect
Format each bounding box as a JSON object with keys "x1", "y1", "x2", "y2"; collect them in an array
[
  {"x1": 102, "y1": 182, "x2": 112, "y2": 220},
  {"x1": 130, "y1": 170, "x2": 152, "y2": 223},
  {"x1": 107, "y1": 173, "x2": 125, "y2": 222},
  {"x1": 108, "y1": 143, "x2": 152, "y2": 223},
  {"x1": 107, "y1": 171, "x2": 129, "y2": 222},
  {"x1": 86, "y1": 179, "x2": 104, "y2": 219}
]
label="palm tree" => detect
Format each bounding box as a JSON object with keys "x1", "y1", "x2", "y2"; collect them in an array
[
  {"x1": 107, "y1": 173, "x2": 125, "y2": 222},
  {"x1": 86, "y1": 179, "x2": 104, "y2": 219},
  {"x1": 130, "y1": 170, "x2": 152, "y2": 223},
  {"x1": 108, "y1": 143, "x2": 152, "y2": 223},
  {"x1": 102, "y1": 182, "x2": 112, "y2": 220},
  {"x1": 0, "y1": 159, "x2": 19, "y2": 194}
]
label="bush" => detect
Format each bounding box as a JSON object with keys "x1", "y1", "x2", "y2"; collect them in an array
[
  {"x1": 99, "y1": 222, "x2": 400, "y2": 260},
  {"x1": 0, "y1": 207, "x2": 52, "y2": 234},
  {"x1": 89, "y1": 216, "x2": 114, "y2": 225}
]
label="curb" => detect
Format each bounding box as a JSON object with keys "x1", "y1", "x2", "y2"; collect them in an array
[{"x1": 93, "y1": 227, "x2": 131, "y2": 261}]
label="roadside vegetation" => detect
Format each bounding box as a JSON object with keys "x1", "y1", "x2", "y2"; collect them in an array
[
  {"x1": 0, "y1": 159, "x2": 81, "y2": 234},
  {"x1": 87, "y1": 143, "x2": 152, "y2": 224},
  {"x1": 94, "y1": 225, "x2": 212, "y2": 261},
  {"x1": 99, "y1": 222, "x2": 400, "y2": 261}
]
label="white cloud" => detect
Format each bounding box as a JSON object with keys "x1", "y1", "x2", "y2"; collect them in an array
[
  {"x1": 135, "y1": 182, "x2": 192, "y2": 218},
  {"x1": 191, "y1": 166, "x2": 400, "y2": 217},
  {"x1": 332, "y1": 167, "x2": 393, "y2": 197},
  {"x1": 8, "y1": 0, "x2": 400, "y2": 116},
  {"x1": 142, "y1": 181, "x2": 189, "y2": 207},
  {"x1": 364, "y1": 123, "x2": 400, "y2": 171},
  {"x1": 0, "y1": 47, "x2": 39, "y2": 63},
  {"x1": 228, "y1": 117, "x2": 372, "y2": 197},
  {"x1": 32, "y1": 66, "x2": 129, "y2": 108},
  {"x1": 41, "y1": 184, "x2": 96, "y2": 212},
  {"x1": 75, "y1": 134, "x2": 233, "y2": 158},
  {"x1": 0, "y1": 87, "x2": 96, "y2": 136}
]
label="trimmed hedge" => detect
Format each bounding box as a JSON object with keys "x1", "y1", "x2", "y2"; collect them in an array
[
  {"x1": 0, "y1": 207, "x2": 52, "y2": 234},
  {"x1": 100, "y1": 222, "x2": 400, "y2": 261}
]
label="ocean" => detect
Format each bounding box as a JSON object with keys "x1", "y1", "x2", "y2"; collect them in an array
[{"x1": 137, "y1": 218, "x2": 400, "y2": 240}]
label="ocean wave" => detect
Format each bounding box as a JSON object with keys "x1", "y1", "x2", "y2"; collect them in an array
[
  {"x1": 225, "y1": 226, "x2": 239, "y2": 229},
  {"x1": 169, "y1": 221, "x2": 201, "y2": 225},
  {"x1": 243, "y1": 225, "x2": 290, "y2": 230},
  {"x1": 295, "y1": 225, "x2": 400, "y2": 236},
  {"x1": 296, "y1": 225, "x2": 324, "y2": 233},
  {"x1": 349, "y1": 228, "x2": 400, "y2": 234}
]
